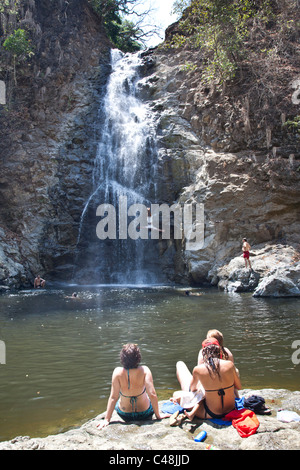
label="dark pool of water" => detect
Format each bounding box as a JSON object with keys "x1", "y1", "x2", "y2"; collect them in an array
[{"x1": 0, "y1": 285, "x2": 299, "y2": 441}]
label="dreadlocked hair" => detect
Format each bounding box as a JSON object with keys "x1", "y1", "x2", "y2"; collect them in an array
[{"x1": 202, "y1": 344, "x2": 221, "y2": 379}]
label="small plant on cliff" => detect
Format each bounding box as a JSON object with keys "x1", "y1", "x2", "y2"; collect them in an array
[
  {"x1": 282, "y1": 116, "x2": 300, "y2": 136},
  {"x1": 0, "y1": 0, "x2": 19, "y2": 16},
  {"x1": 3, "y1": 28, "x2": 34, "y2": 85}
]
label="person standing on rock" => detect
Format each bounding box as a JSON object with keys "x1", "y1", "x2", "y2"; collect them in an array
[{"x1": 242, "y1": 238, "x2": 252, "y2": 270}]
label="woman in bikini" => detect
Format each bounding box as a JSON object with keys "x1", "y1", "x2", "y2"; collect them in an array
[
  {"x1": 97, "y1": 343, "x2": 163, "y2": 429},
  {"x1": 176, "y1": 338, "x2": 242, "y2": 421},
  {"x1": 197, "y1": 329, "x2": 240, "y2": 399}
]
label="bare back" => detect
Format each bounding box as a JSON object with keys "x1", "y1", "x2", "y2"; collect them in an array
[
  {"x1": 115, "y1": 366, "x2": 151, "y2": 413},
  {"x1": 243, "y1": 241, "x2": 251, "y2": 252},
  {"x1": 192, "y1": 360, "x2": 241, "y2": 418}
]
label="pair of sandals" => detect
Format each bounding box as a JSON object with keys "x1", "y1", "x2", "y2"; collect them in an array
[{"x1": 169, "y1": 410, "x2": 187, "y2": 426}]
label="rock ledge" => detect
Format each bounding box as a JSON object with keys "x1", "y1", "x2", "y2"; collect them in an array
[
  {"x1": 216, "y1": 244, "x2": 300, "y2": 297},
  {"x1": 0, "y1": 389, "x2": 299, "y2": 451}
]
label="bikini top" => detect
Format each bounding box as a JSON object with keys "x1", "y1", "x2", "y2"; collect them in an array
[
  {"x1": 119, "y1": 369, "x2": 146, "y2": 412},
  {"x1": 205, "y1": 383, "x2": 234, "y2": 409}
]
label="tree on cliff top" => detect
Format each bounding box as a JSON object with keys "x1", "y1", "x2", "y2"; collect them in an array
[
  {"x1": 169, "y1": 0, "x2": 300, "y2": 152},
  {"x1": 88, "y1": 0, "x2": 159, "y2": 51},
  {"x1": 169, "y1": 0, "x2": 281, "y2": 84}
]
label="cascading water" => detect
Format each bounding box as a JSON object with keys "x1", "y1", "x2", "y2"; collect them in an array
[{"x1": 73, "y1": 49, "x2": 166, "y2": 285}]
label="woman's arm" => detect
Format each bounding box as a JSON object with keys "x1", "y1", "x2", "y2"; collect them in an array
[
  {"x1": 144, "y1": 366, "x2": 162, "y2": 420},
  {"x1": 225, "y1": 347, "x2": 235, "y2": 363},
  {"x1": 97, "y1": 368, "x2": 121, "y2": 429},
  {"x1": 233, "y1": 364, "x2": 242, "y2": 390},
  {"x1": 190, "y1": 366, "x2": 202, "y2": 392},
  {"x1": 197, "y1": 348, "x2": 204, "y2": 365}
]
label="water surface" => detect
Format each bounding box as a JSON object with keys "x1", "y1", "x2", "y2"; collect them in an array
[{"x1": 0, "y1": 286, "x2": 299, "y2": 442}]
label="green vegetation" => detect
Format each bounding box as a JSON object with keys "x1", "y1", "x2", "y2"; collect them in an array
[
  {"x1": 282, "y1": 116, "x2": 300, "y2": 136},
  {"x1": 3, "y1": 28, "x2": 33, "y2": 58},
  {"x1": 88, "y1": 0, "x2": 145, "y2": 52},
  {"x1": 170, "y1": 0, "x2": 275, "y2": 85},
  {"x1": 0, "y1": 0, "x2": 19, "y2": 16},
  {"x1": 0, "y1": 0, "x2": 149, "y2": 97},
  {"x1": 3, "y1": 28, "x2": 34, "y2": 84}
]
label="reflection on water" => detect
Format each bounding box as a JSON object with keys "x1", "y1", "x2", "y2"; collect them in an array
[{"x1": 0, "y1": 286, "x2": 299, "y2": 441}]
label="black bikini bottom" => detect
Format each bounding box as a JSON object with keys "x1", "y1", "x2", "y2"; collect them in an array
[{"x1": 203, "y1": 399, "x2": 233, "y2": 420}]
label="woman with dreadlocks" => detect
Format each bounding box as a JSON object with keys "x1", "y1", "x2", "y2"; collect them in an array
[{"x1": 176, "y1": 338, "x2": 242, "y2": 420}]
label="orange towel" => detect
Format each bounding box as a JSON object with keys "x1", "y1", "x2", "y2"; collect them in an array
[{"x1": 225, "y1": 409, "x2": 259, "y2": 438}]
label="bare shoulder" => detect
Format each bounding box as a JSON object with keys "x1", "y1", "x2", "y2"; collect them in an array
[
  {"x1": 220, "y1": 359, "x2": 235, "y2": 372},
  {"x1": 225, "y1": 347, "x2": 234, "y2": 362},
  {"x1": 112, "y1": 367, "x2": 123, "y2": 378},
  {"x1": 141, "y1": 365, "x2": 151, "y2": 375},
  {"x1": 193, "y1": 364, "x2": 206, "y2": 374}
]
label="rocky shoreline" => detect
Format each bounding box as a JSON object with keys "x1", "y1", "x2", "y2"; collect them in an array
[
  {"x1": 0, "y1": 389, "x2": 299, "y2": 451},
  {"x1": 1, "y1": 242, "x2": 299, "y2": 297}
]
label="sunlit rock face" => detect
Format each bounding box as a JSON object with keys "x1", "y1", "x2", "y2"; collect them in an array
[{"x1": 136, "y1": 43, "x2": 300, "y2": 285}]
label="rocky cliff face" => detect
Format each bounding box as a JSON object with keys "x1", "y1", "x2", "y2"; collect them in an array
[
  {"x1": 0, "y1": 1, "x2": 299, "y2": 289},
  {"x1": 136, "y1": 14, "x2": 300, "y2": 286},
  {"x1": 0, "y1": 0, "x2": 112, "y2": 287}
]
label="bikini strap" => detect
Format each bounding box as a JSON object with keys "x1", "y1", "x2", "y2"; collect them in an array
[
  {"x1": 217, "y1": 388, "x2": 225, "y2": 409},
  {"x1": 127, "y1": 369, "x2": 130, "y2": 389},
  {"x1": 120, "y1": 368, "x2": 147, "y2": 412},
  {"x1": 129, "y1": 388, "x2": 146, "y2": 412},
  {"x1": 205, "y1": 384, "x2": 234, "y2": 409},
  {"x1": 205, "y1": 383, "x2": 234, "y2": 393},
  {"x1": 120, "y1": 388, "x2": 147, "y2": 412}
]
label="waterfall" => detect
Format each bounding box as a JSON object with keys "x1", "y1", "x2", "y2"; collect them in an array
[{"x1": 73, "y1": 50, "x2": 165, "y2": 285}]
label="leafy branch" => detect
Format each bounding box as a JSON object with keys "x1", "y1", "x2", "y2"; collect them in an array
[
  {"x1": 87, "y1": 0, "x2": 160, "y2": 51},
  {"x1": 3, "y1": 28, "x2": 34, "y2": 85}
]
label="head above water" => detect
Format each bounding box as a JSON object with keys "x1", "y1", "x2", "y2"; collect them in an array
[{"x1": 120, "y1": 343, "x2": 141, "y2": 369}]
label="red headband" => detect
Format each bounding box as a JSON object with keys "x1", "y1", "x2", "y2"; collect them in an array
[{"x1": 202, "y1": 338, "x2": 220, "y2": 349}]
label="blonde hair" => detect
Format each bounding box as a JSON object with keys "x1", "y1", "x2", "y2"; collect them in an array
[
  {"x1": 206, "y1": 330, "x2": 228, "y2": 359},
  {"x1": 207, "y1": 329, "x2": 223, "y2": 345}
]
